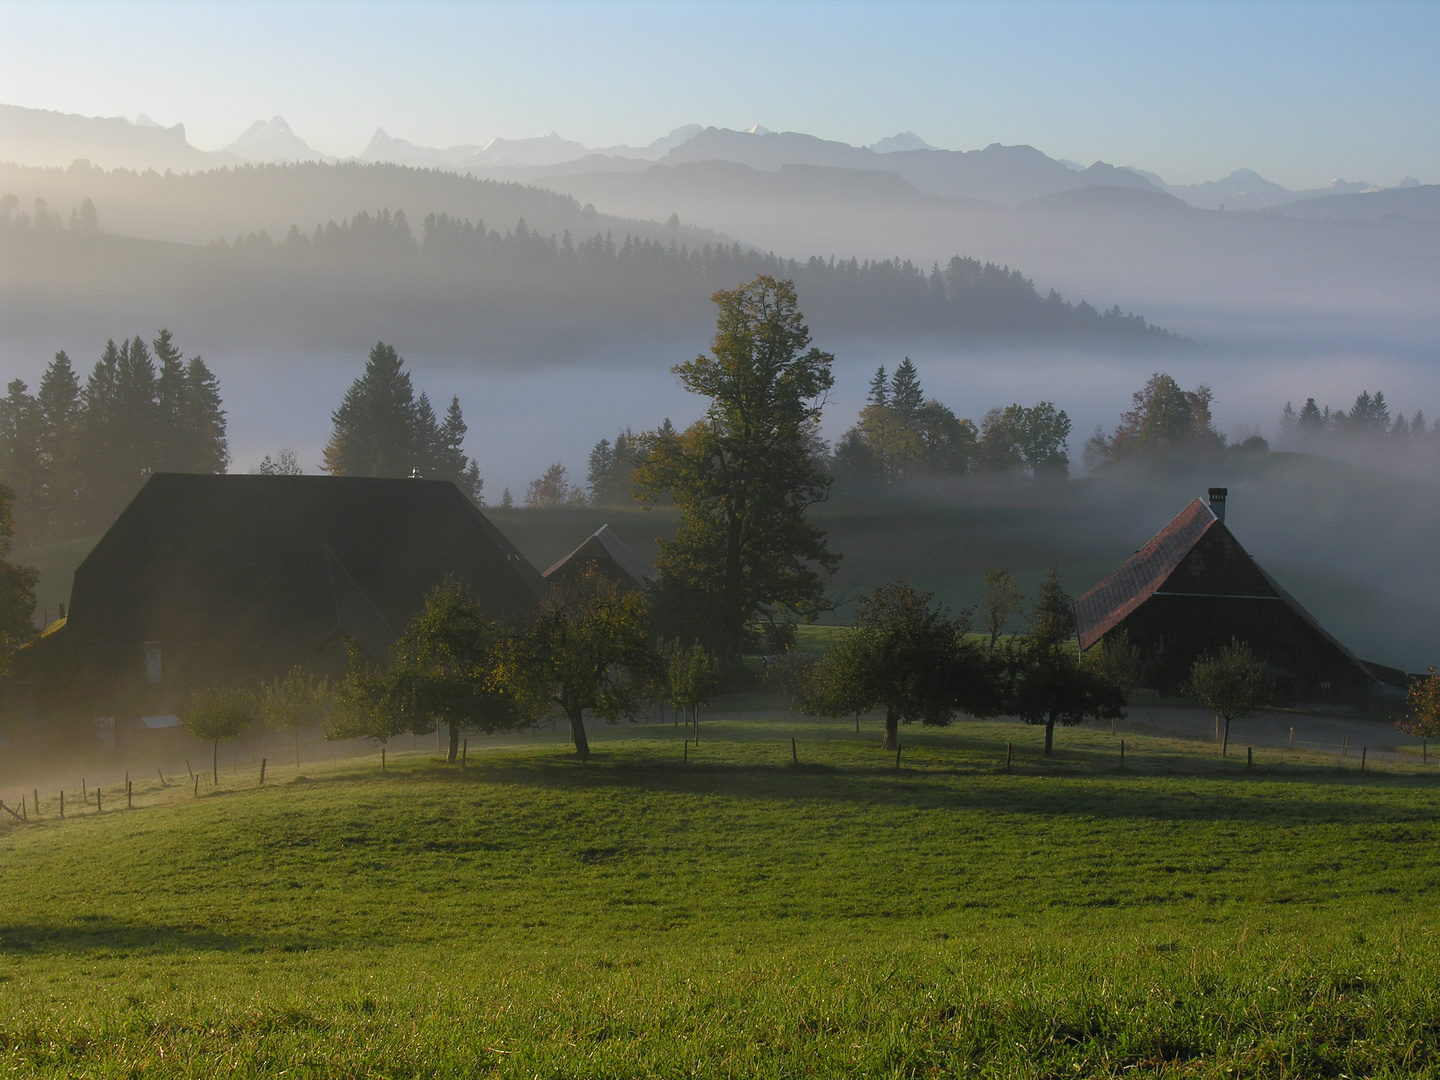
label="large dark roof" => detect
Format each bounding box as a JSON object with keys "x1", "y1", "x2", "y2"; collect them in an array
[
  {"x1": 63, "y1": 473, "x2": 550, "y2": 666},
  {"x1": 544, "y1": 524, "x2": 653, "y2": 592},
  {"x1": 1074, "y1": 496, "x2": 1367, "y2": 672}
]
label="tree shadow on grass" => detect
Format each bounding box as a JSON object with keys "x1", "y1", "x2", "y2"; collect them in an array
[
  {"x1": 0, "y1": 915, "x2": 329, "y2": 956},
  {"x1": 423, "y1": 748, "x2": 1437, "y2": 828}
]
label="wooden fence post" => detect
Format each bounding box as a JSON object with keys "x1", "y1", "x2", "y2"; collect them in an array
[
  {"x1": 186, "y1": 760, "x2": 193, "y2": 781},
  {"x1": 193, "y1": 774, "x2": 199, "y2": 798},
  {"x1": 59, "y1": 790, "x2": 64, "y2": 818},
  {"x1": 791, "y1": 737, "x2": 798, "y2": 766},
  {"x1": 33, "y1": 789, "x2": 39, "y2": 817},
  {"x1": 1247, "y1": 747, "x2": 1252, "y2": 770},
  {"x1": 1006, "y1": 742, "x2": 1012, "y2": 772},
  {"x1": 259, "y1": 758, "x2": 266, "y2": 786},
  {"x1": 127, "y1": 781, "x2": 133, "y2": 808},
  {"x1": 895, "y1": 742, "x2": 901, "y2": 769},
  {"x1": 462, "y1": 739, "x2": 468, "y2": 768},
  {"x1": 381, "y1": 749, "x2": 386, "y2": 774},
  {"x1": 1361, "y1": 747, "x2": 1367, "y2": 772},
  {"x1": 96, "y1": 786, "x2": 102, "y2": 813},
  {"x1": 1120, "y1": 740, "x2": 1125, "y2": 770},
  {"x1": 157, "y1": 766, "x2": 166, "y2": 786},
  {"x1": 683, "y1": 740, "x2": 688, "y2": 767}
]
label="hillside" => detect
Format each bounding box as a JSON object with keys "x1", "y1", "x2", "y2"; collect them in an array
[{"x1": 2, "y1": 725, "x2": 1439, "y2": 1076}]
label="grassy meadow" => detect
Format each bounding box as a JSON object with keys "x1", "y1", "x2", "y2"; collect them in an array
[{"x1": 4, "y1": 711, "x2": 1440, "y2": 1078}]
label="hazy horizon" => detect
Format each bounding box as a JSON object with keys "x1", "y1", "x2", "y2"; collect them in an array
[{"x1": 2, "y1": 0, "x2": 1438, "y2": 190}]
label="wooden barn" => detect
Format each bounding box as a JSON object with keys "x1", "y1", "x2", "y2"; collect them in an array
[
  {"x1": 1074, "y1": 488, "x2": 1401, "y2": 705},
  {"x1": 543, "y1": 523, "x2": 653, "y2": 595},
  {"x1": 22, "y1": 473, "x2": 550, "y2": 719}
]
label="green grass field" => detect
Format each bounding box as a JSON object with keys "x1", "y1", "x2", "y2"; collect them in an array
[{"x1": 4, "y1": 712, "x2": 1440, "y2": 1078}]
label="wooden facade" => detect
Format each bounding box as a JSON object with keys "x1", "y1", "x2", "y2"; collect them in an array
[{"x1": 1075, "y1": 493, "x2": 1391, "y2": 705}]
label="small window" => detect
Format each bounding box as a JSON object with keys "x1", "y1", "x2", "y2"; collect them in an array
[{"x1": 1157, "y1": 633, "x2": 1177, "y2": 655}]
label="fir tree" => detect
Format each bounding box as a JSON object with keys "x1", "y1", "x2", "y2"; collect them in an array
[
  {"x1": 323, "y1": 342, "x2": 419, "y2": 478},
  {"x1": 866, "y1": 365, "x2": 889, "y2": 408},
  {"x1": 889, "y1": 358, "x2": 924, "y2": 419}
]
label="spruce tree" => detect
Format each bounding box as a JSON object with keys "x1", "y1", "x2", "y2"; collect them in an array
[
  {"x1": 153, "y1": 329, "x2": 188, "y2": 471},
  {"x1": 37, "y1": 351, "x2": 82, "y2": 537},
  {"x1": 323, "y1": 342, "x2": 418, "y2": 478},
  {"x1": 866, "y1": 365, "x2": 889, "y2": 408},
  {"x1": 0, "y1": 380, "x2": 44, "y2": 540},
  {"x1": 179, "y1": 355, "x2": 228, "y2": 474},
  {"x1": 889, "y1": 358, "x2": 924, "y2": 419},
  {"x1": 436, "y1": 396, "x2": 482, "y2": 502}
]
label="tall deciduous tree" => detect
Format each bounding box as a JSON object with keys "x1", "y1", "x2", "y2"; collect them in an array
[
  {"x1": 635, "y1": 276, "x2": 838, "y2": 654},
  {"x1": 1186, "y1": 639, "x2": 1275, "y2": 757}
]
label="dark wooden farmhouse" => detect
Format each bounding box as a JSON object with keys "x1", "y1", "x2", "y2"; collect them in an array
[
  {"x1": 24, "y1": 473, "x2": 550, "y2": 718},
  {"x1": 543, "y1": 524, "x2": 653, "y2": 594},
  {"x1": 1074, "y1": 488, "x2": 1402, "y2": 705}
]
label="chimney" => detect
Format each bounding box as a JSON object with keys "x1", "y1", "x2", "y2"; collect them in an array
[{"x1": 1208, "y1": 487, "x2": 1228, "y2": 524}]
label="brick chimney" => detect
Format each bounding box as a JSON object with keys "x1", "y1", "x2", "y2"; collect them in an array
[{"x1": 1208, "y1": 487, "x2": 1228, "y2": 524}]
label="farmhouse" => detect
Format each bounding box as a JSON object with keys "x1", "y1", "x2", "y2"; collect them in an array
[
  {"x1": 544, "y1": 523, "x2": 654, "y2": 594},
  {"x1": 1074, "y1": 488, "x2": 1402, "y2": 705},
  {"x1": 23, "y1": 473, "x2": 550, "y2": 717}
]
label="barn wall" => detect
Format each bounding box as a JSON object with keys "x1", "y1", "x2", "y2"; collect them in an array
[{"x1": 1109, "y1": 594, "x2": 1374, "y2": 704}]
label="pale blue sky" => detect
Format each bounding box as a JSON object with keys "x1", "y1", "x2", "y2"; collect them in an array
[{"x1": 1, "y1": 0, "x2": 1436, "y2": 188}]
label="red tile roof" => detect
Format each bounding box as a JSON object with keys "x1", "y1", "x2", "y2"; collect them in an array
[
  {"x1": 1075, "y1": 497, "x2": 1215, "y2": 649},
  {"x1": 1074, "y1": 495, "x2": 1369, "y2": 674}
]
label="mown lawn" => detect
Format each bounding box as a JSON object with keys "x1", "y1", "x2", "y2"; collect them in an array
[{"x1": 3, "y1": 715, "x2": 1440, "y2": 1077}]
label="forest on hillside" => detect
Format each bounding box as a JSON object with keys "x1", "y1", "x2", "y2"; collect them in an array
[{"x1": 1, "y1": 198, "x2": 1180, "y2": 356}]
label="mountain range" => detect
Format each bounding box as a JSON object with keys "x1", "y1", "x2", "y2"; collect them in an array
[{"x1": 2, "y1": 103, "x2": 1426, "y2": 215}]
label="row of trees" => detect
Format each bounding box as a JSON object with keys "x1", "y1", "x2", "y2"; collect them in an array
[
  {"x1": 0, "y1": 194, "x2": 100, "y2": 234},
  {"x1": 832, "y1": 359, "x2": 1072, "y2": 483},
  {"x1": 0, "y1": 331, "x2": 228, "y2": 543},
  {"x1": 206, "y1": 206, "x2": 1177, "y2": 340},
  {"x1": 187, "y1": 572, "x2": 718, "y2": 764},
  {"x1": 322, "y1": 342, "x2": 483, "y2": 500},
  {"x1": 1278, "y1": 391, "x2": 1438, "y2": 463}
]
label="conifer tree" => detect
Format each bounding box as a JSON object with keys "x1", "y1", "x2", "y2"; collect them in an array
[
  {"x1": 324, "y1": 342, "x2": 418, "y2": 478},
  {"x1": 37, "y1": 351, "x2": 82, "y2": 536},
  {"x1": 179, "y1": 355, "x2": 229, "y2": 473},
  {"x1": 889, "y1": 358, "x2": 924, "y2": 418}
]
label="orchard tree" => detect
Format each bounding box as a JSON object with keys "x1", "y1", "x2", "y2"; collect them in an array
[
  {"x1": 336, "y1": 578, "x2": 524, "y2": 760},
  {"x1": 1006, "y1": 566, "x2": 1125, "y2": 755},
  {"x1": 261, "y1": 666, "x2": 333, "y2": 767},
  {"x1": 522, "y1": 572, "x2": 656, "y2": 759},
  {"x1": 666, "y1": 639, "x2": 722, "y2": 737},
  {"x1": 635, "y1": 276, "x2": 838, "y2": 654},
  {"x1": 184, "y1": 685, "x2": 256, "y2": 783},
  {"x1": 1186, "y1": 638, "x2": 1275, "y2": 757},
  {"x1": 803, "y1": 580, "x2": 996, "y2": 751},
  {"x1": 982, "y1": 567, "x2": 1025, "y2": 651},
  {"x1": 1396, "y1": 668, "x2": 1440, "y2": 759}
]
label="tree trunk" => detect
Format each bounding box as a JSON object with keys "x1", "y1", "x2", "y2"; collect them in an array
[
  {"x1": 448, "y1": 722, "x2": 460, "y2": 763},
  {"x1": 1222, "y1": 716, "x2": 1231, "y2": 758},
  {"x1": 1044, "y1": 718, "x2": 1055, "y2": 756},
  {"x1": 883, "y1": 708, "x2": 899, "y2": 751},
  {"x1": 212, "y1": 740, "x2": 218, "y2": 785},
  {"x1": 569, "y1": 710, "x2": 590, "y2": 759}
]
